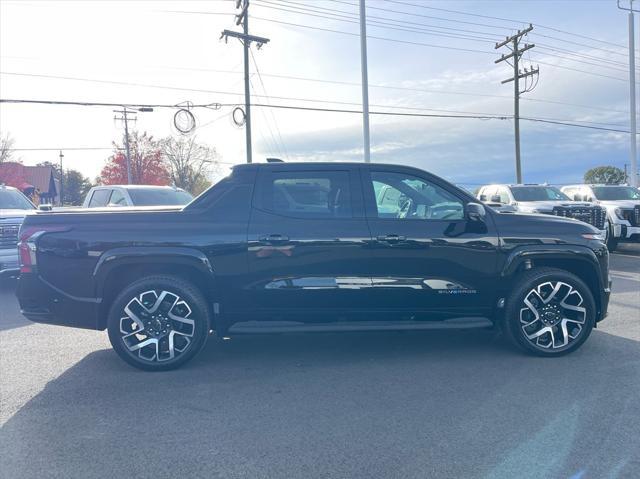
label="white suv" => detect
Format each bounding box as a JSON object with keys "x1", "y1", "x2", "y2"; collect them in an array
[{"x1": 561, "y1": 184, "x2": 640, "y2": 250}]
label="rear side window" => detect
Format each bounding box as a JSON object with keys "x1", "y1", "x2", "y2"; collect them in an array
[
  {"x1": 260, "y1": 171, "x2": 353, "y2": 218},
  {"x1": 109, "y1": 189, "x2": 128, "y2": 206},
  {"x1": 88, "y1": 189, "x2": 110, "y2": 207}
]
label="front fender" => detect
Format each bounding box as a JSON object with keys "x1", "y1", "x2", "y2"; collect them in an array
[{"x1": 93, "y1": 246, "x2": 214, "y2": 298}]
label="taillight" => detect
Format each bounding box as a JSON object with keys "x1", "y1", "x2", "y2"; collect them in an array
[{"x1": 18, "y1": 226, "x2": 68, "y2": 273}]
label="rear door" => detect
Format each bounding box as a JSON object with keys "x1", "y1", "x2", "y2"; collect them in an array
[
  {"x1": 361, "y1": 166, "x2": 499, "y2": 320},
  {"x1": 245, "y1": 165, "x2": 373, "y2": 320}
]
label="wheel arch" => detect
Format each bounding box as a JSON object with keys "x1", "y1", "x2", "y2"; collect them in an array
[
  {"x1": 94, "y1": 247, "x2": 216, "y2": 330},
  {"x1": 500, "y1": 245, "x2": 606, "y2": 320}
]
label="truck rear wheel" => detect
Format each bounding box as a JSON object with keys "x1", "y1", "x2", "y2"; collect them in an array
[
  {"x1": 107, "y1": 275, "x2": 210, "y2": 371},
  {"x1": 503, "y1": 268, "x2": 596, "y2": 356}
]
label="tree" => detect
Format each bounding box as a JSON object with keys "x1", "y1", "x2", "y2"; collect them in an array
[
  {"x1": 160, "y1": 136, "x2": 220, "y2": 195},
  {"x1": 0, "y1": 132, "x2": 17, "y2": 164},
  {"x1": 100, "y1": 131, "x2": 169, "y2": 185},
  {"x1": 584, "y1": 166, "x2": 626, "y2": 185},
  {"x1": 63, "y1": 169, "x2": 93, "y2": 205}
]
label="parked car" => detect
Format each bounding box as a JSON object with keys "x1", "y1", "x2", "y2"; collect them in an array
[
  {"x1": 17, "y1": 162, "x2": 610, "y2": 370},
  {"x1": 561, "y1": 184, "x2": 640, "y2": 251},
  {"x1": 0, "y1": 184, "x2": 36, "y2": 276},
  {"x1": 82, "y1": 185, "x2": 193, "y2": 208},
  {"x1": 477, "y1": 183, "x2": 607, "y2": 235}
]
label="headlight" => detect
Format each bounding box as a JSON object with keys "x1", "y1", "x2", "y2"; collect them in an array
[
  {"x1": 614, "y1": 207, "x2": 625, "y2": 220},
  {"x1": 582, "y1": 232, "x2": 606, "y2": 241}
]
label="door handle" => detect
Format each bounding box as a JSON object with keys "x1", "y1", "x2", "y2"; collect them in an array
[
  {"x1": 259, "y1": 234, "x2": 290, "y2": 244},
  {"x1": 377, "y1": 234, "x2": 406, "y2": 243}
]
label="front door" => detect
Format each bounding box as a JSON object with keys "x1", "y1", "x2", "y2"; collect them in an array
[
  {"x1": 245, "y1": 166, "x2": 373, "y2": 322},
  {"x1": 361, "y1": 167, "x2": 499, "y2": 320}
]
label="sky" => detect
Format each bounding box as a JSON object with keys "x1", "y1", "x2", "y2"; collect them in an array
[{"x1": 0, "y1": 0, "x2": 638, "y2": 189}]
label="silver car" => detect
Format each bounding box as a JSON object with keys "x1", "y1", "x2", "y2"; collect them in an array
[{"x1": 0, "y1": 185, "x2": 36, "y2": 276}]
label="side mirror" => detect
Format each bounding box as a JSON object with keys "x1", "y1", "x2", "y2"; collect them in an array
[
  {"x1": 572, "y1": 194, "x2": 581, "y2": 201},
  {"x1": 466, "y1": 202, "x2": 486, "y2": 221},
  {"x1": 490, "y1": 195, "x2": 502, "y2": 203},
  {"x1": 38, "y1": 204, "x2": 52, "y2": 211},
  {"x1": 479, "y1": 194, "x2": 487, "y2": 201}
]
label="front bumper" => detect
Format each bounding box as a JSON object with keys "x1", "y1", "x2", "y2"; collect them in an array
[
  {"x1": 17, "y1": 272, "x2": 102, "y2": 330},
  {"x1": 611, "y1": 222, "x2": 640, "y2": 241},
  {"x1": 0, "y1": 248, "x2": 19, "y2": 276}
]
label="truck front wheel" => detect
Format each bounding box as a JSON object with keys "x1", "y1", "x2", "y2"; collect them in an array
[
  {"x1": 503, "y1": 268, "x2": 596, "y2": 356},
  {"x1": 107, "y1": 275, "x2": 211, "y2": 371}
]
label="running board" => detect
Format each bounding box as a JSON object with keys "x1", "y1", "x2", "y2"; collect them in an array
[{"x1": 228, "y1": 317, "x2": 493, "y2": 334}]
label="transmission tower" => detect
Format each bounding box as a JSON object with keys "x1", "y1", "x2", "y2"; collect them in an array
[{"x1": 495, "y1": 24, "x2": 539, "y2": 184}]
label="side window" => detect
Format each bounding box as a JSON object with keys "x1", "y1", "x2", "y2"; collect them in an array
[
  {"x1": 369, "y1": 171, "x2": 464, "y2": 220},
  {"x1": 261, "y1": 171, "x2": 352, "y2": 218},
  {"x1": 88, "y1": 189, "x2": 110, "y2": 207},
  {"x1": 497, "y1": 187, "x2": 511, "y2": 204},
  {"x1": 109, "y1": 189, "x2": 127, "y2": 206}
]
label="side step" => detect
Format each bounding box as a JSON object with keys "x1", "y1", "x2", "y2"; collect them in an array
[{"x1": 228, "y1": 317, "x2": 493, "y2": 334}]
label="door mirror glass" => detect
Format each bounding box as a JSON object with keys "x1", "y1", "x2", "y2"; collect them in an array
[
  {"x1": 573, "y1": 194, "x2": 582, "y2": 201},
  {"x1": 479, "y1": 194, "x2": 487, "y2": 201},
  {"x1": 490, "y1": 195, "x2": 502, "y2": 203},
  {"x1": 466, "y1": 202, "x2": 486, "y2": 221}
]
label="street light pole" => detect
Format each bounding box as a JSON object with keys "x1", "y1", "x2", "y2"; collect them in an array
[
  {"x1": 359, "y1": 0, "x2": 371, "y2": 163},
  {"x1": 59, "y1": 150, "x2": 64, "y2": 206},
  {"x1": 619, "y1": 0, "x2": 639, "y2": 186}
]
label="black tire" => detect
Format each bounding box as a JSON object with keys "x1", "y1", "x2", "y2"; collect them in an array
[
  {"x1": 606, "y1": 220, "x2": 619, "y2": 252},
  {"x1": 503, "y1": 267, "x2": 596, "y2": 357},
  {"x1": 107, "y1": 275, "x2": 211, "y2": 371}
]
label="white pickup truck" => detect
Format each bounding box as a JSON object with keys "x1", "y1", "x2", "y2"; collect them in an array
[{"x1": 561, "y1": 184, "x2": 640, "y2": 250}]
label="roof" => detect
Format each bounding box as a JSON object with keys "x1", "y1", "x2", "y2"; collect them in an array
[{"x1": 25, "y1": 166, "x2": 56, "y2": 193}]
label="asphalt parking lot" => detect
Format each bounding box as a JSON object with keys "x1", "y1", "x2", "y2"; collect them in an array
[{"x1": 1, "y1": 246, "x2": 638, "y2": 479}]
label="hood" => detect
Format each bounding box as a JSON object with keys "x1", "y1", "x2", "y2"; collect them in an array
[
  {"x1": 597, "y1": 200, "x2": 640, "y2": 209},
  {"x1": 516, "y1": 201, "x2": 596, "y2": 212},
  {"x1": 0, "y1": 209, "x2": 32, "y2": 222}
]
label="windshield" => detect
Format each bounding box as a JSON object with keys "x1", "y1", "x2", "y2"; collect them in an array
[
  {"x1": 510, "y1": 186, "x2": 570, "y2": 202},
  {"x1": 592, "y1": 186, "x2": 640, "y2": 201},
  {"x1": 127, "y1": 188, "x2": 193, "y2": 206},
  {"x1": 0, "y1": 188, "x2": 35, "y2": 210}
]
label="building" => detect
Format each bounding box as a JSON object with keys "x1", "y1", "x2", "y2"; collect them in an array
[{"x1": 0, "y1": 162, "x2": 60, "y2": 205}]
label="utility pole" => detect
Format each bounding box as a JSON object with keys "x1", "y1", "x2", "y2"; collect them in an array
[
  {"x1": 618, "y1": 0, "x2": 638, "y2": 187},
  {"x1": 113, "y1": 108, "x2": 135, "y2": 184},
  {"x1": 359, "y1": 0, "x2": 371, "y2": 163},
  {"x1": 58, "y1": 150, "x2": 64, "y2": 206},
  {"x1": 495, "y1": 24, "x2": 538, "y2": 184},
  {"x1": 113, "y1": 106, "x2": 153, "y2": 184},
  {"x1": 221, "y1": 0, "x2": 270, "y2": 163}
]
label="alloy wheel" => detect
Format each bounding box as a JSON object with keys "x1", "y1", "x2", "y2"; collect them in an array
[
  {"x1": 519, "y1": 281, "x2": 587, "y2": 350},
  {"x1": 119, "y1": 290, "x2": 195, "y2": 362}
]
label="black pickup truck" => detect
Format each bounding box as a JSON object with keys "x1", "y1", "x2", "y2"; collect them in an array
[{"x1": 17, "y1": 162, "x2": 611, "y2": 370}]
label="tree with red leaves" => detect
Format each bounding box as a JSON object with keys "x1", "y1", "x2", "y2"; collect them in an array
[
  {"x1": 100, "y1": 131, "x2": 169, "y2": 185},
  {"x1": 0, "y1": 161, "x2": 27, "y2": 189}
]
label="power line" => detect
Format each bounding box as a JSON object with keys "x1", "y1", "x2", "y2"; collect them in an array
[
  {"x1": 272, "y1": 0, "x2": 504, "y2": 39},
  {"x1": 249, "y1": 48, "x2": 291, "y2": 160},
  {"x1": 0, "y1": 98, "x2": 222, "y2": 109},
  {"x1": 252, "y1": 0, "x2": 500, "y2": 43},
  {"x1": 383, "y1": 0, "x2": 629, "y2": 50},
  {"x1": 162, "y1": 65, "x2": 630, "y2": 114}
]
